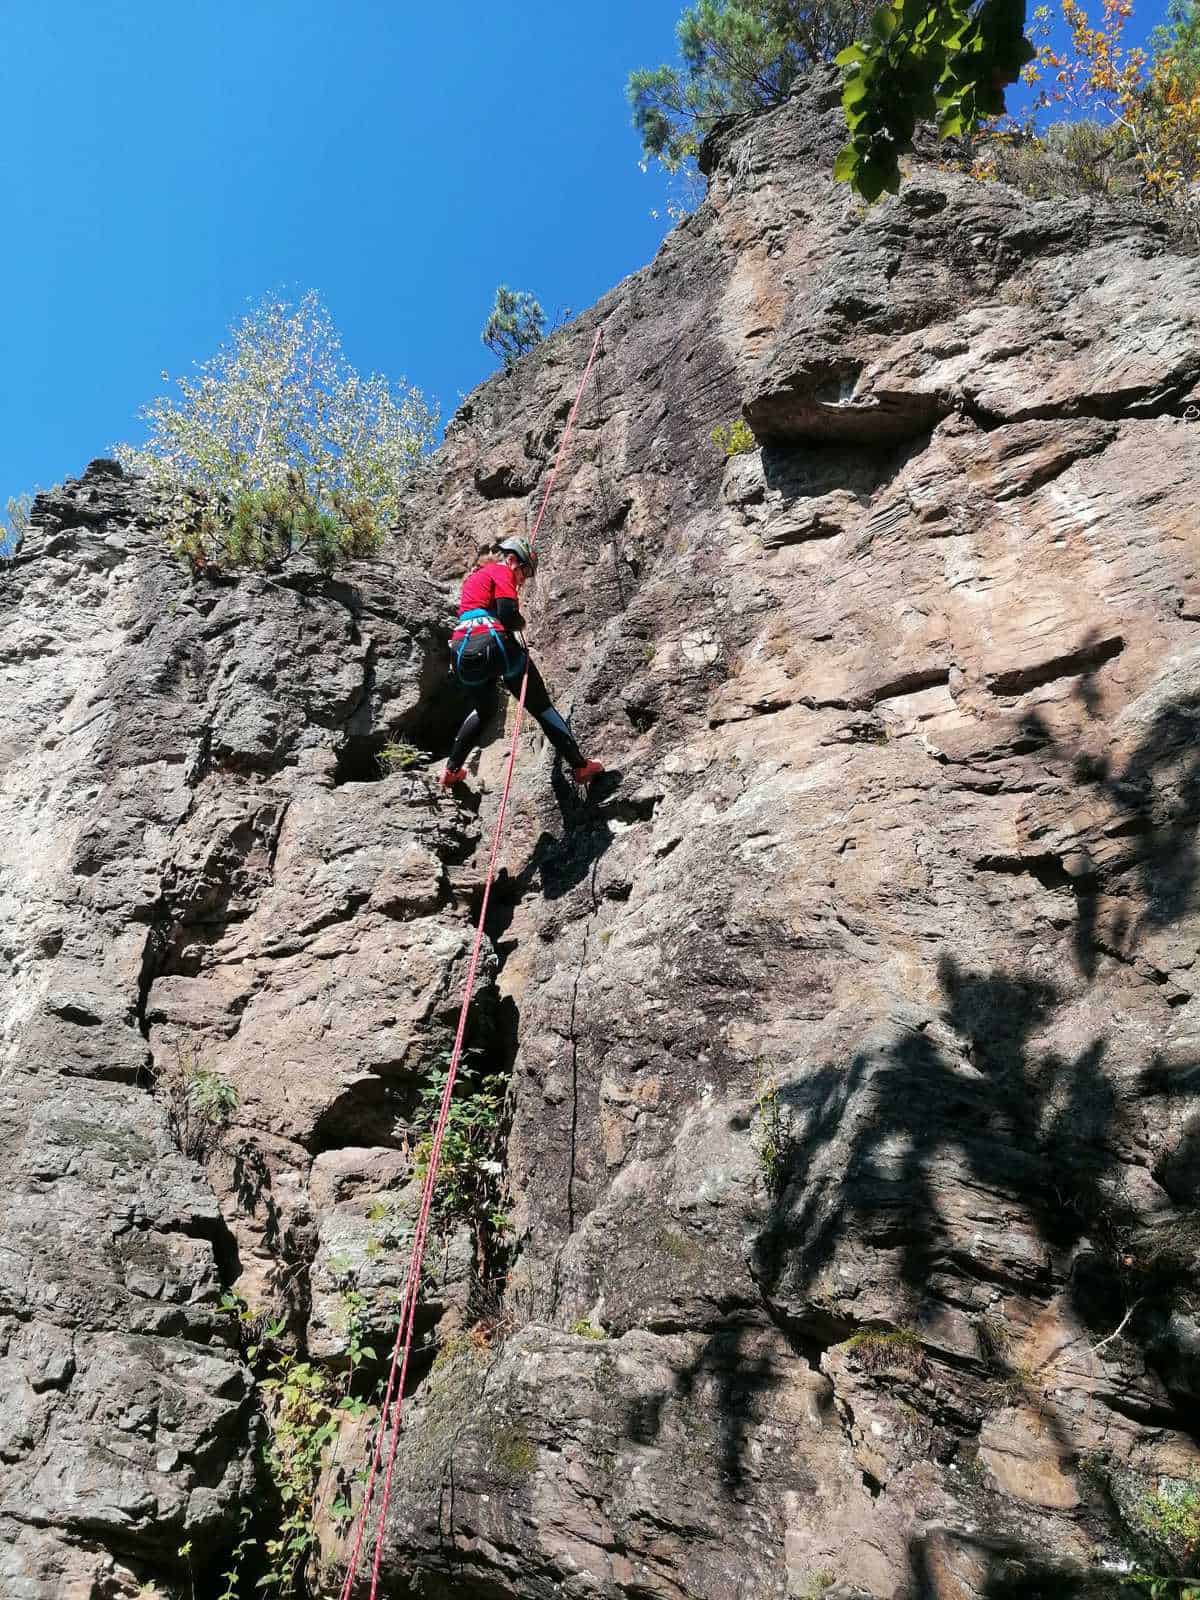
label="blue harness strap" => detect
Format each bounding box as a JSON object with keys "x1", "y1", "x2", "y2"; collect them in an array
[{"x1": 453, "y1": 609, "x2": 526, "y2": 686}]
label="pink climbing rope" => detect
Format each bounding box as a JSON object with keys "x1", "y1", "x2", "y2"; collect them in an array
[{"x1": 338, "y1": 322, "x2": 604, "y2": 1600}]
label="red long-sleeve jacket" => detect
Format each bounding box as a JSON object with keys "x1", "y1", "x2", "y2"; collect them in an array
[{"x1": 451, "y1": 560, "x2": 525, "y2": 641}]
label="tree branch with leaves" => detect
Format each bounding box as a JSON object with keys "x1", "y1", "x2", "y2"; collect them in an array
[{"x1": 834, "y1": 0, "x2": 1034, "y2": 198}]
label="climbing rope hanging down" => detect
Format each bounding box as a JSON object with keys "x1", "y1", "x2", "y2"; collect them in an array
[{"x1": 337, "y1": 322, "x2": 605, "y2": 1600}]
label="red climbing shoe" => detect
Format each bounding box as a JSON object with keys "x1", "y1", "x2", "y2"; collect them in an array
[
  {"x1": 572, "y1": 760, "x2": 605, "y2": 786},
  {"x1": 440, "y1": 766, "x2": 467, "y2": 788}
]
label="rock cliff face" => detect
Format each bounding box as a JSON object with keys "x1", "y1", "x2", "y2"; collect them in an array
[{"x1": 3, "y1": 69, "x2": 1200, "y2": 1600}]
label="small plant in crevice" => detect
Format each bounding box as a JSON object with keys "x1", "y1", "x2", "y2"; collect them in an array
[
  {"x1": 177, "y1": 1540, "x2": 196, "y2": 1600},
  {"x1": 363, "y1": 1194, "x2": 419, "y2": 1265},
  {"x1": 840, "y1": 1326, "x2": 928, "y2": 1377},
  {"x1": 217, "y1": 1288, "x2": 287, "y2": 1359},
  {"x1": 164, "y1": 1046, "x2": 239, "y2": 1162},
  {"x1": 754, "y1": 1075, "x2": 794, "y2": 1196},
  {"x1": 569, "y1": 1317, "x2": 608, "y2": 1341},
  {"x1": 327, "y1": 1269, "x2": 378, "y2": 1401},
  {"x1": 190, "y1": 1067, "x2": 239, "y2": 1122},
  {"x1": 214, "y1": 1507, "x2": 255, "y2": 1600},
  {"x1": 973, "y1": 1312, "x2": 1043, "y2": 1409},
  {"x1": 413, "y1": 1057, "x2": 509, "y2": 1247},
  {"x1": 377, "y1": 739, "x2": 423, "y2": 775},
  {"x1": 711, "y1": 417, "x2": 757, "y2": 458}
]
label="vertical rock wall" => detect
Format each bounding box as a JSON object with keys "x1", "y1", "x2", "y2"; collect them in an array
[{"x1": 2, "y1": 68, "x2": 1200, "y2": 1600}]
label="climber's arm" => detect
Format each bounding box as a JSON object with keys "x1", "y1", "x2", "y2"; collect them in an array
[{"x1": 493, "y1": 594, "x2": 526, "y2": 633}]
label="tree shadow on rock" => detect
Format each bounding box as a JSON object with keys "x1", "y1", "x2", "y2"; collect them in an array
[
  {"x1": 908, "y1": 1526, "x2": 1132, "y2": 1599},
  {"x1": 618, "y1": 1323, "x2": 791, "y2": 1501},
  {"x1": 752, "y1": 957, "x2": 1112, "y2": 1315}
]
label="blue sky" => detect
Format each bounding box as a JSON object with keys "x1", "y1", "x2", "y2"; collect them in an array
[
  {"x1": 1, "y1": 0, "x2": 682, "y2": 506},
  {"x1": 0, "y1": 0, "x2": 1174, "y2": 517}
]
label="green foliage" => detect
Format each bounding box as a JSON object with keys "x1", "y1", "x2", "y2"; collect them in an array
[
  {"x1": 754, "y1": 1076, "x2": 794, "y2": 1194},
  {"x1": 188, "y1": 1068, "x2": 239, "y2": 1122},
  {"x1": 1020, "y1": 0, "x2": 1200, "y2": 235},
  {"x1": 257, "y1": 1353, "x2": 342, "y2": 1593},
  {"x1": 1152, "y1": 0, "x2": 1200, "y2": 75},
  {"x1": 414, "y1": 1059, "x2": 508, "y2": 1232},
  {"x1": 218, "y1": 1289, "x2": 287, "y2": 1365},
  {"x1": 365, "y1": 1195, "x2": 414, "y2": 1257},
  {"x1": 1122, "y1": 1475, "x2": 1200, "y2": 1574},
  {"x1": 214, "y1": 1508, "x2": 254, "y2": 1600},
  {"x1": 800, "y1": 1574, "x2": 836, "y2": 1600},
  {"x1": 170, "y1": 472, "x2": 383, "y2": 576},
  {"x1": 167, "y1": 1050, "x2": 239, "y2": 1162},
  {"x1": 711, "y1": 417, "x2": 758, "y2": 456},
  {"x1": 834, "y1": 0, "x2": 1034, "y2": 200},
  {"x1": 116, "y1": 290, "x2": 436, "y2": 565},
  {"x1": 481, "y1": 286, "x2": 545, "y2": 369},
  {"x1": 1128, "y1": 1568, "x2": 1200, "y2": 1595},
  {"x1": 331, "y1": 1277, "x2": 378, "y2": 1389},
  {"x1": 841, "y1": 1326, "x2": 928, "y2": 1374},
  {"x1": 974, "y1": 118, "x2": 1137, "y2": 199},
  {"x1": 569, "y1": 1318, "x2": 608, "y2": 1340},
  {"x1": 209, "y1": 1286, "x2": 380, "y2": 1599},
  {"x1": 629, "y1": 0, "x2": 875, "y2": 170},
  {"x1": 377, "y1": 740, "x2": 422, "y2": 774}
]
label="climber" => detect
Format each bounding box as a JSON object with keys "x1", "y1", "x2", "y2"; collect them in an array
[{"x1": 441, "y1": 535, "x2": 604, "y2": 789}]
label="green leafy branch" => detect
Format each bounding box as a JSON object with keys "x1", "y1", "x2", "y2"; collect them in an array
[
  {"x1": 414, "y1": 1059, "x2": 510, "y2": 1237},
  {"x1": 835, "y1": 0, "x2": 1034, "y2": 198}
]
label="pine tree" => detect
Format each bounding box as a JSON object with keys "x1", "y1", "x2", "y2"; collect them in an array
[
  {"x1": 628, "y1": 0, "x2": 874, "y2": 171},
  {"x1": 481, "y1": 287, "x2": 546, "y2": 370}
]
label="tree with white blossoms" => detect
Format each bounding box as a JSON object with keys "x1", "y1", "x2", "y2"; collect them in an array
[
  {"x1": 116, "y1": 291, "x2": 438, "y2": 572},
  {"x1": 2, "y1": 494, "x2": 33, "y2": 559}
]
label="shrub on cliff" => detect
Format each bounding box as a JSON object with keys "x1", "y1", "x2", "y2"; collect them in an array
[
  {"x1": 972, "y1": 118, "x2": 1139, "y2": 199},
  {"x1": 116, "y1": 291, "x2": 438, "y2": 574},
  {"x1": 172, "y1": 474, "x2": 384, "y2": 576},
  {"x1": 1014, "y1": 0, "x2": 1200, "y2": 234}
]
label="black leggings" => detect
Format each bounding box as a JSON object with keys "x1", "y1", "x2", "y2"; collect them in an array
[{"x1": 448, "y1": 633, "x2": 585, "y2": 771}]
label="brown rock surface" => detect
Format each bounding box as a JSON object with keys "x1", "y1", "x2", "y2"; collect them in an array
[{"x1": 3, "y1": 67, "x2": 1200, "y2": 1600}]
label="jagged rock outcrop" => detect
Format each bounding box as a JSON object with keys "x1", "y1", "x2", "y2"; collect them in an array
[
  {"x1": 3, "y1": 66, "x2": 1200, "y2": 1600},
  {"x1": 0, "y1": 468, "x2": 475, "y2": 1595}
]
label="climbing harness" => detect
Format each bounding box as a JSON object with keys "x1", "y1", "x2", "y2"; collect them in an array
[
  {"x1": 337, "y1": 322, "x2": 604, "y2": 1600},
  {"x1": 453, "y1": 608, "x2": 526, "y2": 685}
]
